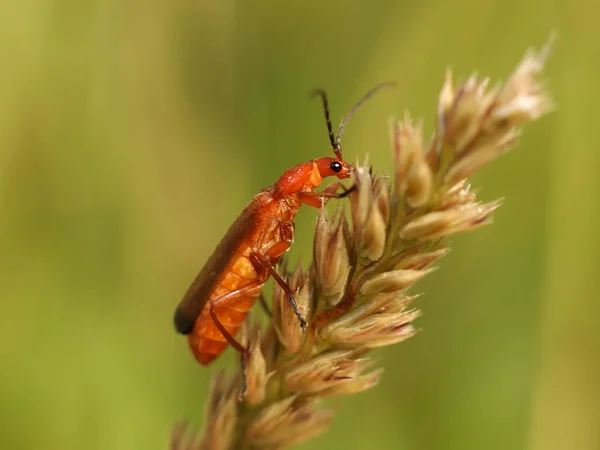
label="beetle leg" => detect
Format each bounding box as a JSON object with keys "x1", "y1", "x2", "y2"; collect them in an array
[
  {"x1": 250, "y1": 250, "x2": 308, "y2": 332},
  {"x1": 296, "y1": 192, "x2": 326, "y2": 208},
  {"x1": 298, "y1": 183, "x2": 356, "y2": 207},
  {"x1": 320, "y1": 180, "x2": 348, "y2": 194},
  {"x1": 322, "y1": 181, "x2": 357, "y2": 197},
  {"x1": 270, "y1": 263, "x2": 308, "y2": 332},
  {"x1": 208, "y1": 282, "x2": 262, "y2": 401},
  {"x1": 330, "y1": 183, "x2": 357, "y2": 198}
]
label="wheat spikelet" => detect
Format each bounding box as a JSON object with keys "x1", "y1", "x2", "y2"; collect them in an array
[{"x1": 172, "y1": 38, "x2": 554, "y2": 450}]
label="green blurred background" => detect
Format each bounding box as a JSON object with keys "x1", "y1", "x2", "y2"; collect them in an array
[{"x1": 1, "y1": 0, "x2": 599, "y2": 449}]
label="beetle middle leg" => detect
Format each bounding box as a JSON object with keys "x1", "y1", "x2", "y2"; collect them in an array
[{"x1": 249, "y1": 224, "x2": 308, "y2": 332}]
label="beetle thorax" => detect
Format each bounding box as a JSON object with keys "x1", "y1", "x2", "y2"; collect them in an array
[{"x1": 274, "y1": 161, "x2": 322, "y2": 196}]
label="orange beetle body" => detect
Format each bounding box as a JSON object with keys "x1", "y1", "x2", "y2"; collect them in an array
[
  {"x1": 174, "y1": 157, "x2": 352, "y2": 364},
  {"x1": 174, "y1": 83, "x2": 393, "y2": 369}
]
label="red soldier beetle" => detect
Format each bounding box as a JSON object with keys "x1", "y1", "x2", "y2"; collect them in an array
[{"x1": 174, "y1": 82, "x2": 394, "y2": 394}]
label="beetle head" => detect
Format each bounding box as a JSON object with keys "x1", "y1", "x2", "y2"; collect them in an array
[{"x1": 313, "y1": 156, "x2": 353, "y2": 180}]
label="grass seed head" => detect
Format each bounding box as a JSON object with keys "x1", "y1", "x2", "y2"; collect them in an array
[
  {"x1": 180, "y1": 38, "x2": 554, "y2": 450},
  {"x1": 313, "y1": 207, "x2": 351, "y2": 303}
]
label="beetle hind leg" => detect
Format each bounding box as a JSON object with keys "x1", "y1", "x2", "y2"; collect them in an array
[{"x1": 207, "y1": 283, "x2": 261, "y2": 401}]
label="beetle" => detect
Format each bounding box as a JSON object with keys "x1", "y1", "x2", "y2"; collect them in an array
[{"x1": 174, "y1": 83, "x2": 393, "y2": 380}]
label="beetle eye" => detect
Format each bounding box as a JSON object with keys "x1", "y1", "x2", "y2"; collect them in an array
[{"x1": 330, "y1": 161, "x2": 343, "y2": 173}]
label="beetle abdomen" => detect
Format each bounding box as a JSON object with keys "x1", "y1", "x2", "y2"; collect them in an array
[
  {"x1": 188, "y1": 292, "x2": 261, "y2": 365},
  {"x1": 187, "y1": 254, "x2": 264, "y2": 365}
]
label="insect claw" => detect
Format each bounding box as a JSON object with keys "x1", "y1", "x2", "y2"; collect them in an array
[
  {"x1": 299, "y1": 316, "x2": 308, "y2": 333},
  {"x1": 287, "y1": 292, "x2": 308, "y2": 332}
]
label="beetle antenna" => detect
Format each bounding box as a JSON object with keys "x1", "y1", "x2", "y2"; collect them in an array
[
  {"x1": 336, "y1": 81, "x2": 397, "y2": 147},
  {"x1": 311, "y1": 89, "x2": 342, "y2": 159}
]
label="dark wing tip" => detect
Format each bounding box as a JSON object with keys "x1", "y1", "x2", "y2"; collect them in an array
[{"x1": 173, "y1": 307, "x2": 196, "y2": 335}]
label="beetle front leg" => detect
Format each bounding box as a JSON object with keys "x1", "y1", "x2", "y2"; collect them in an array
[
  {"x1": 298, "y1": 182, "x2": 356, "y2": 208},
  {"x1": 321, "y1": 180, "x2": 356, "y2": 197}
]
